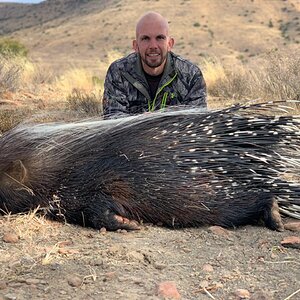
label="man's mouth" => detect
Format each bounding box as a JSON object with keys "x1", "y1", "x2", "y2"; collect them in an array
[{"x1": 147, "y1": 53, "x2": 160, "y2": 57}]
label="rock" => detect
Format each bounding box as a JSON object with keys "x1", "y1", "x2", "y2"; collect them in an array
[
  {"x1": 2, "y1": 233, "x2": 19, "y2": 244},
  {"x1": 58, "y1": 240, "x2": 73, "y2": 247},
  {"x1": 67, "y1": 276, "x2": 82, "y2": 287},
  {"x1": 103, "y1": 272, "x2": 117, "y2": 282},
  {"x1": 3, "y1": 294, "x2": 17, "y2": 300},
  {"x1": 208, "y1": 226, "x2": 232, "y2": 238},
  {"x1": 154, "y1": 263, "x2": 167, "y2": 270},
  {"x1": 156, "y1": 281, "x2": 181, "y2": 299},
  {"x1": 58, "y1": 248, "x2": 80, "y2": 255},
  {"x1": 99, "y1": 227, "x2": 107, "y2": 234},
  {"x1": 234, "y1": 289, "x2": 251, "y2": 299},
  {"x1": 25, "y1": 279, "x2": 42, "y2": 285},
  {"x1": 202, "y1": 263, "x2": 214, "y2": 273},
  {"x1": 251, "y1": 290, "x2": 273, "y2": 300},
  {"x1": 0, "y1": 281, "x2": 7, "y2": 290},
  {"x1": 199, "y1": 280, "x2": 209, "y2": 288},
  {"x1": 284, "y1": 222, "x2": 300, "y2": 232},
  {"x1": 281, "y1": 236, "x2": 300, "y2": 249}
]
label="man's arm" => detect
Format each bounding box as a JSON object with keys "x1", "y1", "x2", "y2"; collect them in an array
[
  {"x1": 103, "y1": 64, "x2": 130, "y2": 117},
  {"x1": 182, "y1": 68, "x2": 207, "y2": 109}
]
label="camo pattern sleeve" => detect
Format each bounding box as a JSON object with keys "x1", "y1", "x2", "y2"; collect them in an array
[
  {"x1": 103, "y1": 60, "x2": 130, "y2": 117},
  {"x1": 173, "y1": 55, "x2": 207, "y2": 108}
]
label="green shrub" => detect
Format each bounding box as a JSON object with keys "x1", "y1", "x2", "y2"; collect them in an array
[{"x1": 0, "y1": 38, "x2": 28, "y2": 58}]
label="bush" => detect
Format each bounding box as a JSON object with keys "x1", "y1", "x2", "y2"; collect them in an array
[
  {"x1": 66, "y1": 88, "x2": 103, "y2": 116},
  {"x1": 210, "y1": 69, "x2": 253, "y2": 100},
  {"x1": 0, "y1": 38, "x2": 28, "y2": 58},
  {"x1": 203, "y1": 49, "x2": 300, "y2": 104},
  {"x1": 56, "y1": 68, "x2": 103, "y2": 96},
  {"x1": 259, "y1": 50, "x2": 300, "y2": 100},
  {"x1": 0, "y1": 108, "x2": 32, "y2": 134},
  {"x1": 0, "y1": 55, "x2": 24, "y2": 95}
]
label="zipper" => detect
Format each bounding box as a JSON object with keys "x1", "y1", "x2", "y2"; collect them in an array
[{"x1": 148, "y1": 72, "x2": 178, "y2": 112}]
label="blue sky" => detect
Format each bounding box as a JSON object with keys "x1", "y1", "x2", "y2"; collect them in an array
[{"x1": 0, "y1": 0, "x2": 44, "y2": 3}]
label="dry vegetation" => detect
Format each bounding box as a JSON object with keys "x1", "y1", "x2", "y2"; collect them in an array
[{"x1": 0, "y1": 46, "x2": 299, "y2": 133}]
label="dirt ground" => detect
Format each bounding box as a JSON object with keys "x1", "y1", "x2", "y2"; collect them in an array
[{"x1": 0, "y1": 213, "x2": 299, "y2": 300}]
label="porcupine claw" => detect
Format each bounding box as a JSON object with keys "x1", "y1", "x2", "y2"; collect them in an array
[
  {"x1": 264, "y1": 200, "x2": 284, "y2": 231},
  {"x1": 113, "y1": 214, "x2": 141, "y2": 230}
]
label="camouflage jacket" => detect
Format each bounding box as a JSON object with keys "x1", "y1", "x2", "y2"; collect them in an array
[{"x1": 103, "y1": 52, "x2": 207, "y2": 116}]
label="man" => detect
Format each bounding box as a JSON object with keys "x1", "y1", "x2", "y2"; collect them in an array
[{"x1": 103, "y1": 11, "x2": 207, "y2": 117}]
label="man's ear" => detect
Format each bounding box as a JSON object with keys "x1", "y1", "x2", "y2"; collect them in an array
[
  {"x1": 132, "y1": 40, "x2": 138, "y2": 52},
  {"x1": 168, "y1": 37, "x2": 174, "y2": 51}
]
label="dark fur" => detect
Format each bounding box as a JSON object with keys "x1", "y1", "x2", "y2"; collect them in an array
[{"x1": 0, "y1": 102, "x2": 300, "y2": 230}]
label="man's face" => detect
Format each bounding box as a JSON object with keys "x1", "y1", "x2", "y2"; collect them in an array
[{"x1": 133, "y1": 20, "x2": 174, "y2": 75}]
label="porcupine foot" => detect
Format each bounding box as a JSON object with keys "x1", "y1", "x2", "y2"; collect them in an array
[
  {"x1": 91, "y1": 211, "x2": 141, "y2": 231},
  {"x1": 113, "y1": 214, "x2": 141, "y2": 230},
  {"x1": 263, "y1": 199, "x2": 284, "y2": 231}
]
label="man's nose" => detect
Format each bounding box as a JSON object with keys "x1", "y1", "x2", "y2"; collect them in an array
[{"x1": 149, "y1": 38, "x2": 158, "y2": 49}]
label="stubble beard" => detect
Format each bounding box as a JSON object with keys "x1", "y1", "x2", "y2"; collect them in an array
[{"x1": 142, "y1": 52, "x2": 167, "y2": 69}]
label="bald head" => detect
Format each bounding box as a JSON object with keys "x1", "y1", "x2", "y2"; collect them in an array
[
  {"x1": 133, "y1": 12, "x2": 174, "y2": 76},
  {"x1": 136, "y1": 12, "x2": 170, "y2": 39}
]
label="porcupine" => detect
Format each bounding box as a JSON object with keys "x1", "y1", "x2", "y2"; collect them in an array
[{"x1": 0, "y1": 101, "x2": 299, "y2": 231}]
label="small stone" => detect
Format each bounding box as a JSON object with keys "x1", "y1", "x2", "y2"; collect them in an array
[
  {"x1": 103, "y1": 272, "x2": 117, "y2": 282},
  {"x1": 3, "y1": 293, "x2": 17, "y2": 300},
  {"x1": 67, "y1": 276, "x2": 82, "y2": 287},
  {"x1": 208, "y1": 226, "x2": 232, "y2": 237},
  {"x1": 133, "y1": 278, "x2": 143, "y2": 285},
  {"x1": 25, "y1": 279, "x2": 41, "y2": 285},
  {"x1": 156, "y1": 281, "x2": 181, "y2": 299},
  {"x1": 202, "y1": 263, "x2": 214, "y2": 272},
  {"x1": 58, "y1": 240, "x2": 73, "y2": 247},
  {"x1": 58, "y1": 248, "x2": 79, "y2": 255},
  {"x1": 60, "y1": 290, "x2": 67, "y2": 295},
  {"x1": 199, "y1": 280, "x2": 209, "y2": 288},
  {"x1": 281, "y1": 236, "x2": 300, "y2": 249},
  {"x1": 2, "y1": 233, "x2": 19, "y2": 244},
  {"x1": 234, "y1": 289, "x2": 251, "y2": 299},
  {"x1": 100, "y1": 227, "x2": 107, "y2": 234},
  {"x1": 181, "y1": 247, "x2": 191, "y2": 253},
  {"x1": 154, "y1": 263, "x2": 167, "y2": 270},
  {"x1": 284, "y1": 222, "x2": 300, "y2": 232},
  {"x1": 251, "y1": 290, "x2": 273, "y2": 300},
  {"x1": 0, "y1": 281, "x2": 7, "y2": 290},
  {"x1": 214, "y1": 282, "x2": 224, "y2": 289}
]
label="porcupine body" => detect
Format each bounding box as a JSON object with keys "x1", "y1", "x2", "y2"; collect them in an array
[{"x1": 0, "y1": 101, "x2": 299, "y2": 231}]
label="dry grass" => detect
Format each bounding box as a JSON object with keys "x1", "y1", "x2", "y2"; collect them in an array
[
  {"x1": 0, "y1": 55, "x2": 55, "y2": 97},
  {"x1": 0, "y1": 108, "x2": 34, "y2": 135},
  {"x1": 66, "y1": 88, "x2": 103, "y2": 116},
  {"x1": 0, "y1": 209, "x2": 65, "y2": 281},
  {"x1": 206, "y1": 49, "x2": 300, "y2": 109},
  {"x1": 258, "y1": 50, "x2": 300, "y2": 101},
  {"x1": 55, "y1": 68, "x2": 101, "y2": 97},
  {"x1": 0, "y1": 55, "x2": 24, "y2": 95}
]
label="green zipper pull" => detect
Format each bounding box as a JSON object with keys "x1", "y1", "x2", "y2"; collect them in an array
[
  {"x1": 160, "y1": 92, "x2": 168, "y2": 110},
  {"x1": 148, "y1": 72, "x2": 178, "y2": 112}
]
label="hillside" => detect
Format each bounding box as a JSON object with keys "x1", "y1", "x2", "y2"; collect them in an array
[{"x1": 0, "y1": 0, "x2": 299, "y2": 76}]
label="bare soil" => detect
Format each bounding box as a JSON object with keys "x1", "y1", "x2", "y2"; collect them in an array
[{"x1": 0, "y1": 214, "x2": 299, "y2": 300}]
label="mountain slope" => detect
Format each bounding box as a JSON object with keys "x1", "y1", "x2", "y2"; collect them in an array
[{"x1": 0, "y1": 0, "x2": 299, "y2": 75}]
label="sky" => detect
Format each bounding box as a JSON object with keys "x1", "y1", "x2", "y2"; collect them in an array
[{"x1": 0, "y1": 0, "x2": 44, "y2": 3}]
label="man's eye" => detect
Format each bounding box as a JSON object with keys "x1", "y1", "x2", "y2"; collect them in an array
[
  {"x1": 141, "y1": 37, "x2": 149, "y2": 41},
  {"x1": 157, "y1": 36, "x2": 166, "y2": 40}
]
